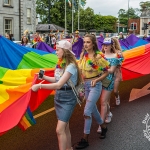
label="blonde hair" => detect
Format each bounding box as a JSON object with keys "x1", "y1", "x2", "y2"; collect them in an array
[
  {"x1": 111, "y1": 37, "x2": 122, "y2": 52},
  {"x1": 62, "y1": 49, "x2": 82, "y2": 86}
]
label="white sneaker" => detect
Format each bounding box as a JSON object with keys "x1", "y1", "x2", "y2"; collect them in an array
[
  {"x1": 105, "y1": 112, "x2": 113, "y2": 123},
  {"x1": 115, "y1": 96, "x2": 120, "y2": 105},
  {"x1": 97, "y1": 125, "x2": 101, "y2": 133}
]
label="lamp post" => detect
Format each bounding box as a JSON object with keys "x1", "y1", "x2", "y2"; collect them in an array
[
  {"x1": 127, "y1": 0, "x2": 130, "y2": 33},
  {"x1": 117, "y1": 19, "x2": 120, "y2": 34},
  {"x1": 48, "y1": 0, "x2": 50, "y2": 24}
]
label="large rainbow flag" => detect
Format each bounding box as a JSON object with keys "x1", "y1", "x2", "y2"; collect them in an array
[
  {"x1": 97, "y1": 34, "x2": 150, "y2": 51},
  {"x1": 0, "y1": 35, "x2": 150, "y2": 135}
]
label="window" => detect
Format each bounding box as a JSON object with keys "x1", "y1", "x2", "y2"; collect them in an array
[
  {"x1": 4, "y1": 19, "x2": 12, "y2": 34},
  {"x1": 27, "y1": 8, "x2": 31, "y2": 24},
  {"x1": 4, "y1": 0, "x2": 11, "y2": 5},
  {"x1": 130, "y1": 23, "x2": 137, "y2": 30}
]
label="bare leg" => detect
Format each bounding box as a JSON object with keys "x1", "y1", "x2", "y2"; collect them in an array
[
  {"x1": 66, "y1": 123, "x2": 73, "y2": 150},
  {"x1": 114, "y1": 80, "x2": 120, "y2": 98},
  {"x1": 100, "y1": 89, "x2": 112, "y2": 121},
  {"x1": 56, "y1": 120, "x2": 68, "y2": 150}
]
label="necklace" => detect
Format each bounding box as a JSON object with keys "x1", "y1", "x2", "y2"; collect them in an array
[
  {"x1": 56, "y1": 58, "x2": 66, "y2": 69},
  {"x1": 84, "y1": 51, "x2": 109, "y2": 71}
]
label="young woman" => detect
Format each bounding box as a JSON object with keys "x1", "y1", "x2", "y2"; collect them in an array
[
  {"x1": 75, "y1": 34, "x2": 110, "y2": 149},
  {"x1": 112, "y1": 37, "x2": 124, "y2": 106},
  {"x1": 5, "y1": 33, "x2": 12, "y2": 41},
  {"x1": 97, "y1": 38, "x2": 123, "y2": 133},
  {"x1": 32, "y1": 40, "x2": 82, "y2": 150},
  {"x1": 21, "y1": 36, "x2": 29, "y2": 46}
]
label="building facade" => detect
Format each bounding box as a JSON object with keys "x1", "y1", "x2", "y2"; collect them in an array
[
  {"x1": 140, "y1": 9, "x2": 150, "y2": 35},
  {"x1": 128, "y1": 18, "x2": 140, "y2": 35},
  {"x1": 0, "y1": 0, "x2": 36, "y2": 41}
]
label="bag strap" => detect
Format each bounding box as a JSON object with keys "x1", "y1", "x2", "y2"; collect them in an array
[{"x1": 67, "y1": 79, "x2": 82, "y2": 107}]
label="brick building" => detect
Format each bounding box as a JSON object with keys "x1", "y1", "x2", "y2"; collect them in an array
[{"x1": 128, "y1": 18, "x2": 140, "y2": 35}]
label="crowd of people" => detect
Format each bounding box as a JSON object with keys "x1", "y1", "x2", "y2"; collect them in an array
[{"x1": 31, "y1": 31, "x2": 124, "y2": 150}]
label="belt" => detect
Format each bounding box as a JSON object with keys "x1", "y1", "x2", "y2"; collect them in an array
[
  {"x1": 84, "y1": 75, "x2": 100, "y2": 79},
  {"x1": 59, "y1": 87, "x2": 72, "y2": 91}
]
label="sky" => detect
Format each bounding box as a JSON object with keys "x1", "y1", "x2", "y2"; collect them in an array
[{"x1": 84, "y1": 0, "x2": 147, "y2": 17}]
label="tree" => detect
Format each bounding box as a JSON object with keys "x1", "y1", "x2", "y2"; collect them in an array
[
  {"x1": 36, "y1": 0, "x2": 86, "y2": 32},
  {"x1": 140, "y1": 1, "x2": 150, "y2": 11},
  {"x1": 118, "y1": 7, "x2": 140, "y2": 26}
]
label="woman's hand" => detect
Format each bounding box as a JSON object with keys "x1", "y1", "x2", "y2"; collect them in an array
[
  {"x1": 91, "y1": 79, "x2": 97, "y2": 87},
  {"x1": 32, "y1": 84, "x2": 40, "y2": 92}
]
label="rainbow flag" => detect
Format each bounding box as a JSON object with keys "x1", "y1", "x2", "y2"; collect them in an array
[
  {"x1": 0, "y1": 34, "x2": 150, "y2": 135},
  {"x1": 18, "y1": 107, "x2": 36, "y2": 131},
  {"x1": 0, "y1": 35, "x2": 56, "y2": 134}
]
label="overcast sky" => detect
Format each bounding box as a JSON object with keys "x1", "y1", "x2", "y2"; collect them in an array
[{"x1": 84, "y1": 0, "x2": 147, "y2": 17}]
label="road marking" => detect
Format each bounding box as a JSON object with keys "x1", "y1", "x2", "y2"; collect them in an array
[{"x1": 34, "y1": 107, "x2": 55, "y2": 119}]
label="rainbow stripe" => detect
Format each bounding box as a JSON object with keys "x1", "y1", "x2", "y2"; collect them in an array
[{"x1": 18, "y1": 107, "x2": 36, "y2": 131}]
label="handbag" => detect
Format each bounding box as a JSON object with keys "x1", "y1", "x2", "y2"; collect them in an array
[
  {"x1": 101, "y1": 77, "x2": 112, "y2": 88},
  {"x1": 67, "y1": 79, "x2": 85, "y2": 106},
  {"x1": 101, "y1": 74, "x2": 114, "y2": 88}
]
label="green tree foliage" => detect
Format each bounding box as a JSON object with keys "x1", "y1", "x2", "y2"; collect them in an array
[
  {"x1": 118, "y1": 7, "x2": 140, "y2": 26},
  {"x1": 140, "y1": 1, "x2": 150, "y2": 11},
  {"x1": 35, "y1": 0, "x2": 118, "y2": 33}
]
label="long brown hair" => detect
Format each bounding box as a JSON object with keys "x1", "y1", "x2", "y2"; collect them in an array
[
  {"x1": 80, "y1": 34, "x2": 98, "y2": 60},
  {"x1": 62, "y1": 49, "x2": 82, "y2": 86},
  {"x1": 111, "y1": 37, "x2": 122, "y2": 52}
]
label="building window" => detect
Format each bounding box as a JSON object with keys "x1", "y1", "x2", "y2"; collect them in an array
[
  {"x1": 4, "y1": 0, "x2": 11, "y2": 5},
  {"x1": 4, "y1": 19, "x2": 12, "y2": 34},
  {"x1": 131, "y1": 23, "x2": 137, "y2": 30},
  {"x1": 27, "y1": 8, "x2": 31, "y2": 24}
]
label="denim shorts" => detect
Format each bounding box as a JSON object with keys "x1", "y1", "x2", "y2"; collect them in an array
[{"x1": 54, "y1": 90, "x2": 77, "y2": 122}]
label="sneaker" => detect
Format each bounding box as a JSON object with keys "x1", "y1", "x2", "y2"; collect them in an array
[
  {"x1": 75, "y1": 138, "x2": 89, "y2": 149},
  {"x1": 100, "y1": 127, "x2": 108, "y2": 139},
  {"x1": 97, "y1": 125, "x2": 101, "y2": 133},
  {"x1": 105, "y1": 112, "x2": 113, "y2": 123},
  {"x1": 115, "y1": 96, "x2": 120, "y2": 105}
]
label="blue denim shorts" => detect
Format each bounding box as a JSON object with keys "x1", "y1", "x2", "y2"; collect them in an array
[{"x1": 54, "y1": 90, "x2": 77, "y2": 122}]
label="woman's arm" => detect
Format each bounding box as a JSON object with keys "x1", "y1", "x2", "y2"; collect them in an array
[
  {"x1": 42, "y1": 75, "x2": 56, "y2": 83},
  {"x1": 91, "y1": 71, "x2": 109, "y2": 87},
  {"x1": 32, "y1": 72, "x2": 72, "y2": 92},
  {"x1": 107, "y1": 66, "x2": 117, "y2": 74}
]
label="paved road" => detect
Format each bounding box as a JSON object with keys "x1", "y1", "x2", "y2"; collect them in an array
[{"x1": 1, "y1": 75, "x2": 150, "y2": 150}]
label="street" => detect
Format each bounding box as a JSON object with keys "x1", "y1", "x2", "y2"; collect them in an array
[{"x1": 1, "y1": 75, "x2": 150, "y2": 150}]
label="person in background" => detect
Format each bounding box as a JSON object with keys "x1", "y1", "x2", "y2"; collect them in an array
[
  {"x1": 97, "y1": 38, "x2": 123, "y2": 133},
  {"x1": 41, "y1": 33, "x2": 46, "y2": 42},
  {"x1": 56, "y1": 30, "x2": 60, "y2": 41},
  {"x1": 75, "y1": 34, "x2": 109, "y2": 149},
  {"x1": 32, "y1": 40, "x2": 82, "y2": 150},
  {"x1": 5, "y1": 33, "x2": 12, "y2": 41},
  {"x1": 112, "y1": 37, "x2": 124, "y2": 106},
  {"x1": 21, "y1": 36, "x2": 29, "y2": 47},
  {"x1": 10, "y1": 34, "x2": 15, "y2": 41},
  {"x1": 72, "y1": 30, "x2": 80, "y2": 44},
  {"x1": 46, "y1": 33, "x2": 52, "y2": 46},
  {"x1": 51, "y1": 34, "x2": 57, "y2": 49},
  {"x1": 143, "y1": 34, "x2": 147, "y2": 40},
  {"x1": 119, "y1": 32, "x2": 124, "y2": 40}
]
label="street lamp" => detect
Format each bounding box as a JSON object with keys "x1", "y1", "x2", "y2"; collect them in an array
[
  {"x1": 127, "y1": 0, "x2": 130, "y2": 33},
  {"x1": 117, "y1": 19, "x2": 120, "y2": 34},
  {"x1": 48, "y1": 0, "x2": 50, "y2": 24},
  {"x1": 48, "y1": 0, "x2": 54, "y2": 24}
]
